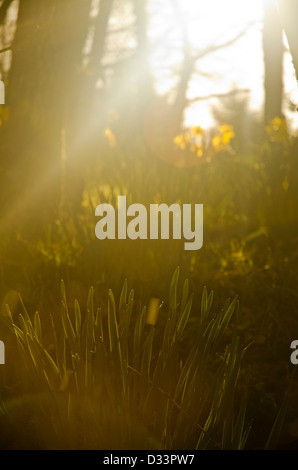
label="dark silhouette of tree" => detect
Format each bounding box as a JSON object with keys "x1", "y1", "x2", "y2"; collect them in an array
[
  {"x1": 1, "y1": 0, "x2": 112, "y2": 223},
  {"x1": 0, "y1": 0, "x2": 258, "y2": 227}
]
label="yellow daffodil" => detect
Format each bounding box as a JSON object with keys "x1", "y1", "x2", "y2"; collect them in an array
[
  {"x1": 212, "y1": 135, "x2": 223, "y2": 150},
  {"x1": 220, "y1": 124, "x2": 235, "y2": 144},
  {"x1": 173, "y1": 134, "x2": 187, "y2": 149},
  {"x1": 197, "y1": 146, "x2": 203, "y2": 158},
  {"x1": 191, "y1": 125, "x2": 204, "y2": 137},
  {"x1": 265, "y1": 117, "x2": 288, "y2": 144},
  {"x1": 104, "y1": 127, "x2": 117, "y2": 147}
]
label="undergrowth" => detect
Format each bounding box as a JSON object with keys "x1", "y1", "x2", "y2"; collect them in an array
[{"x1": 0, "y1": 267, "x2": 259, "y2": 450}]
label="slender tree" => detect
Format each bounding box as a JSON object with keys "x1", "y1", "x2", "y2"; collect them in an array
[
  {"x1": 0, "y1": 0, "x2": 115, "y2": 223},
  {"x1": 263, "y1": 0, "x2": 284, "y2": 123},
  {"x1": 277, "y1": 0, "x2": 298, "y2": 79}
]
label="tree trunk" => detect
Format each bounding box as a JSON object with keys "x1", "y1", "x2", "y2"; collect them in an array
[
  {"x1": 263, "y1": 0, "x2": 284, "y2": 123},
  {"x1": 277, "y1": 0, "x2": 298, "y2": 79},
  {"x1": 2, "y1": 0, "x2": 92, "y2": 225}
]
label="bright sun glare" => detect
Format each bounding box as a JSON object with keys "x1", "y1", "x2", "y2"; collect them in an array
[
  {"x1": 148, "y1": 0, "x2": 266, "y2": 128},
  {"x1": 101, "y1": 0, "x2": 297, "y2": 131}
]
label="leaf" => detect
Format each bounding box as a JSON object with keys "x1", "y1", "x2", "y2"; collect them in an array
[
  {"x1": 133, "y1": 306, "x2": 146, "y2": 368},
  {"x1": 140, "y1": 327, "x2": 155, "y2": 380},
  {"x1": 232, "y1": 400, "x2": 249, "y2": 449},
  {"x1": 85, "y1": 288, "x2": 95, "y2": 388},
  {"x1": 119, "y1": 278, "x2": 128, "y2": 321},
  {"x1": 74, "y1": 299, "x2": 81, "y2": 344},
  {"x1": 173, "y1": 342, "x2": 199, "y2": 403},
  {"x1": 34, "y1": 311, "x2": 42, "y2": 344},
  {"x1": 31, "y1": 336, "x2": 60, "y2": 388},
  {"x1": 180, "y1": 278, "x2": 189, "y2": 317},
  {"x1": 61, "y1": 300, "x2": 77, "y2": 354},
  {"x1": 95, "y1": 307, "x2": 104, "y2": 342},
  {"x1": 176, "y1": 293, "x2": 193, "y2": 339},
  {"x1": 169, "y1": 266, "x2": 180, "y2": 331},
  {"x1": 18, "y1": 313, "x2": 30, "y2": 337},
  {"x1": 265, "y1": 393, "x2": 289, "y2": 450},
  {"x1": 18, "y1": 293, "x2": 31, "y2": 325},
  {"x1": 108, "y1": 289, "x2": 118, "y2": 353}
]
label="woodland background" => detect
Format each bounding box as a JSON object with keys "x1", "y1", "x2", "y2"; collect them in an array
[{"x1": 0, "y1": 0, "x2": 298, "y2": 450}]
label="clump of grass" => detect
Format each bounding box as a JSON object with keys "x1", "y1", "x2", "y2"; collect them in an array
[{"x1": 0, "y1": 267, "x2": 252, "y2": 449}]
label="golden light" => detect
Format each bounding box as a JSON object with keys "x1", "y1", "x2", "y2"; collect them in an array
[{"x1": 148, "y1": 0, "x2": 265, "y2": 128}]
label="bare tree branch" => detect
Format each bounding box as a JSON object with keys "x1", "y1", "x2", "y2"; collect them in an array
[
  {"x1": 192, "y1": 30, "x2": 248, "y2": 64},
  {"x1": 168, "y1": 4, "x2": 256, "y2": 131},
  {"x1": 0, "y1": 45, "x2": 11, "y2": 55},
  {"x1": 187, "y1": 88, "x2": 250, "y2": 104}
]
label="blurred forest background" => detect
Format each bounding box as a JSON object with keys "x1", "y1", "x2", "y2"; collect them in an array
[{"x1": 1, "y1": 0, "x2": 298, "y2": 450}]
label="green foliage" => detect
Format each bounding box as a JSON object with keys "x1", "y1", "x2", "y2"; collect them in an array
[
  {"x1": 1, "y1": 105, "x2": 298, "y2": 449},
  {"x1": 0, "y1": 268, "x2": 251, "y2": 450}
]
